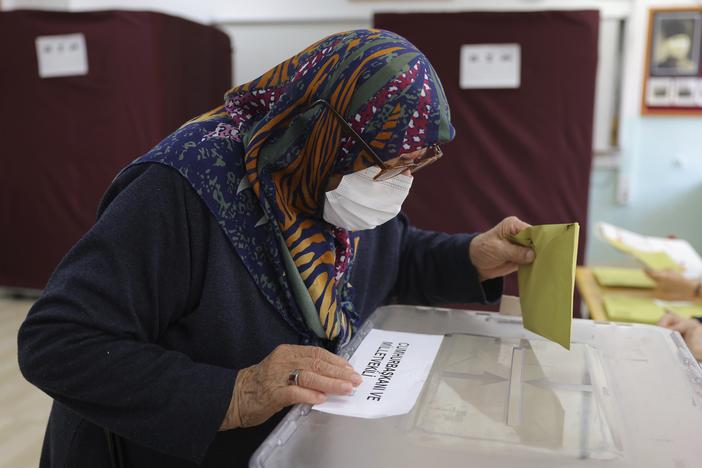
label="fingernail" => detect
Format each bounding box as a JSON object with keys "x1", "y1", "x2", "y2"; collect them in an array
[
  {"x1": 342, "y1": 383, "x2": 353, "y2": 394},
  {"x1": 316, "y1": 394, "x2": 327, "y2": 403},
  {"x1": 526, "y1": 250, "x2": 535, "y2": 261},
  {"x1": 351, "y1": 373, "x2": 363, "y2": 385}
]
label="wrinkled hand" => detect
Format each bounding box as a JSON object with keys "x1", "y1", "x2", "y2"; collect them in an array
[
  {"x1": 657, "y1": 312, "x2": 702, "y2": 361},
  {"x1": 469, "y1": 216, "x2": 535, "y2": 281},
  {"x1": 219, "y1": 344, "x2": 362, "y2": 430},
  {"x1": 647, "y1": 269, "x2": 698, "y2": 301}
]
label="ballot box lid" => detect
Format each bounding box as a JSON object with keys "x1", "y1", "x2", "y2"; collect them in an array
[{"x1": 250, "y1": 305, "x2": 702, "y2": 468}]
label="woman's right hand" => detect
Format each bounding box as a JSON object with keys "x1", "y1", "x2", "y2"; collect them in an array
[{"x1": 219, "y1": 344, "x2": 363, "y2": 430}]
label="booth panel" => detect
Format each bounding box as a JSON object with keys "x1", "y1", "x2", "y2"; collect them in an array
[
  {"x1": 0, "y1": 10, "x2": 231, "y2": 289},
  {"x1": 374, "y1": 11, "x2": 599, "y2": 311}
]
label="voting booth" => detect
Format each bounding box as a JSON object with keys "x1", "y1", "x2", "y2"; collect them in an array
[
  {"x1": 251, "y1": 305, "x2": 702, "y2": 468},
  {"x1": 0, "y1": 10, "x2": 231, "y2": 290},
  {"x1": 374, "y1": 12, "x2": 599, "y2": 309}
]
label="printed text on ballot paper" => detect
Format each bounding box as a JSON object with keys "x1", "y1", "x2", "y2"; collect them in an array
[
  {"x1": 361, "y1": 340, "x2": 409, "y2": 402},
  {"x1": 313, "y1": 329, "x2": 443, "y2": 418}
]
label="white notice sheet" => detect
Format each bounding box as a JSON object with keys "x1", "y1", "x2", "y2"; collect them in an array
[{"x1": 313, "y1": 329, "x2": 443, "y2": 419}]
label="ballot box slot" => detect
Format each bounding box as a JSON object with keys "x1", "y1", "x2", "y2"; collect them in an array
[{"x1": 506, "y1": 346, "x2": 524, "y2": 427}]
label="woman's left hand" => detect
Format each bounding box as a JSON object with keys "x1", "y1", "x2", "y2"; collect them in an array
[
  {"x1": 469, "y1": 216, "x2": 535, "y2": 281},
  {"x1": 219, "y1": 344, "x2": 362, "y2": 430}
]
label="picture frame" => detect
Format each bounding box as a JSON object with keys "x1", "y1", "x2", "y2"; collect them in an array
[{"x1": 642, "y1": 7, "x2": 702, "y2": 116}]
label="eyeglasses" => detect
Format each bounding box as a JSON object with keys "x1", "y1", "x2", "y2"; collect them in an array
[{"x1": 307, "y1": 99, "x2": 443, "y2": 181}]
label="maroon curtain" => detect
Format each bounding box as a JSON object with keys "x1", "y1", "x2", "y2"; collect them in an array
[
  {"x1": 0, "y1": 10, "x2": 231, "y2": 290},
  {"x1": 375, "y1": 11, "x2": 599, "y2": 314}
]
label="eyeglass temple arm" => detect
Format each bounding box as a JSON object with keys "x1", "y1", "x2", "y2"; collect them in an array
[{"x1": 307, "y1": 99, "x2": 388, "y2": 169}]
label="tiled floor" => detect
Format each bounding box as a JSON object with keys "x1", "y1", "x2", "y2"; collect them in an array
[{"x1": 0, "y1": 297, "x2": 51, "y2": 468}]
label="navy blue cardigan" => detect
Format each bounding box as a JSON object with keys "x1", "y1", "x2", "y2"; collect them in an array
[{"x1": 17, "y1": 164, "x2": 501, "y2": 467}]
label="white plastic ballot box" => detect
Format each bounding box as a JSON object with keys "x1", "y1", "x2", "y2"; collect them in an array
[{"x1": 250, "y1": 305, "x2": 702, "y2": 468}]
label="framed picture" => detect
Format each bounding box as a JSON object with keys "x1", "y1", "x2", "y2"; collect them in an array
[{"x1": 642, "y1": 8, "x2": 702, "y2": 115}]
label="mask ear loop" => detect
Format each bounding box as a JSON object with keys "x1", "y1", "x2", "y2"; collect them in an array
[{"x1": 318, "y1": 108, "x2": 373, "y2": 208}]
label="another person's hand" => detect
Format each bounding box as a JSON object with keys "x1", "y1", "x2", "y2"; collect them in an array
[
  {"x1": 220, "y1": 344, "x2": 362, "y2": 430},
  {"x1": 469, "y1": 216, "x2": 535, "y2": 281},
  {"x1": 646, "y1": 269, "x2": 699, "y2": 301},
  {"x1": 657, "y1": 312, "x2": 702, "y2": 361},
  {"x1": 657, "y1": 310, "x2": 687, "y2": 329}
]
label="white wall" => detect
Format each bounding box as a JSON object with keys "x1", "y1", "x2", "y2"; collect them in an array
[
  {"x1": 219, "y1": 20, "x2": 367, "y2": 86},
  {"x1": 3, "y1": 0, "x2": 69, "y2": 9},
  {"x1": 68, "y1": 0, "x2": 213, "y2": 23},
  {"x1": 209, "y1": 0, "x2": 631, "y2": 22},
  {"x1": 1, "y1": 0, "x2": 632, "y2": 22},
  {"x1": 587, "y1": 0, "x2": 702, "y2": 265},
  {"x1": 3, "y1": 0, "x2": 214, "y2": 21}
]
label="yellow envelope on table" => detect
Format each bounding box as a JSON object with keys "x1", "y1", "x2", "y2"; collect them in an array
[
  {"x1": 603, "y1": 295, "x2": 702, "y2": 324},
  {"x1": 509, "y1": 223, "x2": 580, "y2": 350},
  {"x1": 591, "y1": 267, "x2": 655, "y2": 289},
  {"x1": 602, "y1": 295, "x2": 664, "y2": 324}
]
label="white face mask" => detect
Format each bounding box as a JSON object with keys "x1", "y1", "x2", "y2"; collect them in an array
[{"x1": 323, "y1": 166, "x2": 413, "y2": 231}]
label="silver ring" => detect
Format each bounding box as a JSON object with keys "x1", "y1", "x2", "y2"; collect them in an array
[{"x1": 287, "y1": 369, "x2": 302, "y2": 386}]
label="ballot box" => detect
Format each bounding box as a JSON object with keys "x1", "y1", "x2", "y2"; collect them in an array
[{"x1": 251, "y1": 305, "x2": 702, "y2": 468}]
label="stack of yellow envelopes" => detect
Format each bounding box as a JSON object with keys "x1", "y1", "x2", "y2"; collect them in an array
[
  {"x1": 603, "y1": 295, "x2": 702, "y2": 324},
  {"x1": 591, "y1": 267, "x2": 655, "y2": 289}
]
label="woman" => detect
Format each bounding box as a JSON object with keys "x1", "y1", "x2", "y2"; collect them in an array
[{"x1": 18, "y1": 29, "x2": 534, "y2": 467}]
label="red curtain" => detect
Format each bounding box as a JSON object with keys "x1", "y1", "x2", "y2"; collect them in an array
[
  {"x1": 375, "y1": 11, "x2": 599, "y2": 314},
  {"x1": 0, "y1": 10, "x2": 231, "y2": 290}
]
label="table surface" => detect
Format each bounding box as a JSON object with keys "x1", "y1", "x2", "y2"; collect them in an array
[{"x1": 575, "y1": 266, "x2": 663, "y2": 322}]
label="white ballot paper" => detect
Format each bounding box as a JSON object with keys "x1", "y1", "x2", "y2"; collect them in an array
[
  {"x1": 597, "y1": 222, "x2": 702, "y2": 279},
  {"x1": 313, "y1": 329, "x2": 443, "y2": 419}
]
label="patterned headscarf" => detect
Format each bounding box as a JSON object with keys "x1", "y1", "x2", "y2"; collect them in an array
[{"x1": 131, "y1": 29, "x2": 454, "y2": 345}]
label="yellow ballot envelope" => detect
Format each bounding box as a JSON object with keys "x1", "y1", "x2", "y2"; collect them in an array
[
  {"x1": 509, "y1": 223, "x2": 580, "y2": 350},
  {"x1": 602, "y1": 295, "x2": 664, "y2": 324},
  {"x1": 591, "y1": 267, "x2": 655, "y2": 289},
  {"x1": 603, "y1": 294, "x2": 702, "y2": 324}
]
